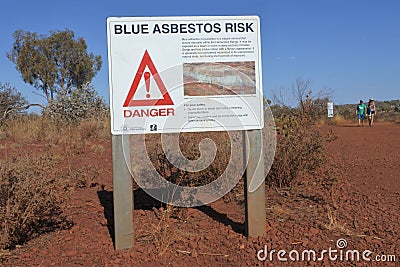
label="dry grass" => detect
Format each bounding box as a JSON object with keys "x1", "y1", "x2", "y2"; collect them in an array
[
  {"x1": 331, "y1": 114, "x2": 349, "y2": 126},
  {"x1": 325, "y1": 205, "x2": 352, "y2": 235},
  {"x1": 135, "y1": 205, "x2": 187, "y2": 256},
  {"x1": 76, "y1": 118, "x2": 110, "y2": 140},
  {"x1": 314, "y1": 114, "x2": 353, "y2": 126},
  {"x1": 270, "y1": 204, "x2": 294, "y2": 216},
  {"x1": 151, "y1": 205, "x2": 182, "y2": 256},
  {"x1": 1, "y1": 115, "x2": 110, "y2": 146}
]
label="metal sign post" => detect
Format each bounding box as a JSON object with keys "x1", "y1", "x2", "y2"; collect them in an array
[
  {"x1": 244, "y1": 129, "x2": 266, "y2": 237},
  {"x1": 112, "y1": 135, "x2": 134, "y2": 250}
]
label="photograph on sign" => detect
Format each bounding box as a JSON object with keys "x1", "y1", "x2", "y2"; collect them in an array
[
  {"x1": 107, "y1": 16, "x2": 263, "y2": 134},
  {"x1": 183, "y1": 62, "x2": 256, "y2": 96}
]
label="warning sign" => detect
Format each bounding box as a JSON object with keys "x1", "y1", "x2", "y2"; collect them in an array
[
  {"x1": 107, "y1": 16, "x2": 264, "y2": 135},
  {"x1": 123, "y1": 50, "x2": 173, "y2": 107}
]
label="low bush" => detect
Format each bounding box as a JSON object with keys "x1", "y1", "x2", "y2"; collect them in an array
[
  {"x1": 0, "y1": 154, "x2": 71, "y2": 249},
  {"x1": 267, "y1": 114, "x2": 325, "y2": 187}
]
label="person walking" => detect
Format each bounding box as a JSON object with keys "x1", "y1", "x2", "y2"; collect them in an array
[
  {"x1": 356, "y1": 100, "x2": 367, "y2": 126},
  {"x1": 366, "y1": 98, "x2": 376, "y2": 126}
]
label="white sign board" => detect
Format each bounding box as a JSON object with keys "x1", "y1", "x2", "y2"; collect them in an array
[
  {"x1": 327, "y1": 102, "x2": 334, "y2": 118},
  {"x1": 107, "y1": 16, "x2": 264, "y2": 135}
]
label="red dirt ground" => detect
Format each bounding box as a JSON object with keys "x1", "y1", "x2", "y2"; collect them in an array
[{"x1": 2, "y1": 122, "x2": 399, "y2": 266}]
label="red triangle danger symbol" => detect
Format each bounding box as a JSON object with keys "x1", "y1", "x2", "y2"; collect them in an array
[{"x1": 123, "y1": 50, "x2": 174, "y2": 107}]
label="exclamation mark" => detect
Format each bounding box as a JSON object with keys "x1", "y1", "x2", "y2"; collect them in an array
[{"x1": 144, "y1": 71, "x2": 151, "y2": 98}]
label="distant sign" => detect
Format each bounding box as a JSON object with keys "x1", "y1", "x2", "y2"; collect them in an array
[
  {"x1": 327, "y1": 102, "x2": 334, "y2": 118},
  {"x1": 107, "y1": 16, "x2": 264, "y2": 135}
]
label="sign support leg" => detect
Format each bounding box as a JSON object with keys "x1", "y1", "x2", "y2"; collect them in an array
[
  {"x1": 112, "y1": 134, "x2": 134, "y2": 250},
  {"x1": 244, "y1": 130, "x2": 266, "y2": 237}
]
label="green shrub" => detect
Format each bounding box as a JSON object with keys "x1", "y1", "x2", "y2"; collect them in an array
[
  {"x1": 44, "y1": 83, "x2": 108, "y2": 123},
  {"x1": 0, "y1": 83, "x2": 28, "y2": 121}
]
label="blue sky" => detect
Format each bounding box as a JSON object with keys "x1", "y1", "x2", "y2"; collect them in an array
[{"x1": 0, "y1": 0, "x2": 399, "y2": 108}]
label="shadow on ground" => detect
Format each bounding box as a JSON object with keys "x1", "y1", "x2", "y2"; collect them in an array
[
  {"x1": 97, "y1": 189, "x2": 164, "y2": 244},
  {"x1": 97, "y1": 189, "x2": 244, "y2": 246},
  {"x1": 196, "y1": 205, "x2": 244, "y2": 234}
]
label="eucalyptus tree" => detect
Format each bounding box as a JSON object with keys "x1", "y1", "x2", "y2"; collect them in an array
[{"x1": 7, "y1": 29, "x2": 102, "y2": 103}]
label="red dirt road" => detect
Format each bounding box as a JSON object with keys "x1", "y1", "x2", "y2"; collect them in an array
[
  {"x1": 324, "y1": 123, "x2": 399, "y2": 194},
  {"x1": 2, "y1": 123, "x2": 399, "y2": 266}
]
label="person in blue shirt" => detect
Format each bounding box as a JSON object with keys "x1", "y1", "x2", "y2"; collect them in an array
[{"x1": 356, "y1": 100, "x2": 367, "y2": 127}]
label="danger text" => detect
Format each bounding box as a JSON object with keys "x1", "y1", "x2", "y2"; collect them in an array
[{"x1": 124, "y1": 108, "x2": 175, "y2": 118}]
